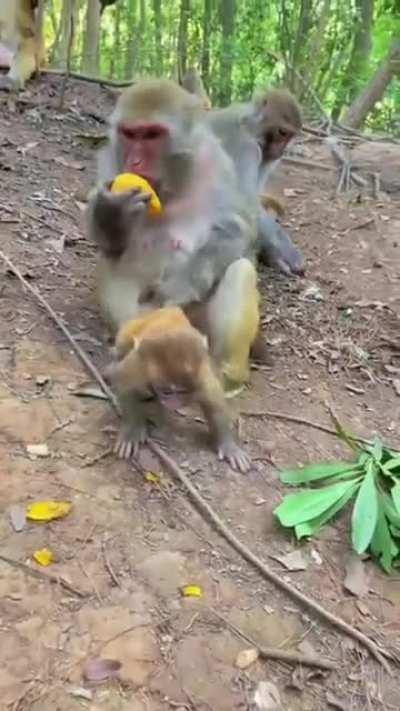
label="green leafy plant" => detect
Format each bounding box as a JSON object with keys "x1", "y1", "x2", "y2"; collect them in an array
[{"x1": 274, "y1": 432, "x2": 400, "y2": 573}]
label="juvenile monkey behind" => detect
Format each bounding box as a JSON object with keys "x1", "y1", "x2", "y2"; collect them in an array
[{"x1": 106, "y1": 307, "x2": 251, "y2": 473}]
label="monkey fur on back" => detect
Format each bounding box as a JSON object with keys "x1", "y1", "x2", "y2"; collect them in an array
[{"x1": 106, "y1": 307, "x2": 251, "y2": 472}]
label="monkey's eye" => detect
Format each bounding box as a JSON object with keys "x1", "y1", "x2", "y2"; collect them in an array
[{"x1": 278, "y1": 128, "x2": 290, "y2": 139}]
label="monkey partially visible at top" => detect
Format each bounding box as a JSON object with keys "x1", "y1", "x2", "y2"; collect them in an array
[
  {"x1": 0, "y1": 0, "x2": 45, "y2": 91},
  {"x1": 181, "y1": 68, "x2": 212, "y2": 110},
  {"x1": 88, "y1": 78, "x2": 261, "y2": 393},
  {"x1": 207, "y1": 88, "x2": 305, "y2": 276},
  {"x1": 105, "y1": 307, "x2": 251, "y2": 472}
]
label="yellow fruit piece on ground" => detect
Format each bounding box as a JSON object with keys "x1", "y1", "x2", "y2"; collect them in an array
[
  {"x1": 33, "y1": 548, "x2": 54, "y2": 566},
  {"x1": 26, "y1": 500, "x2": 72, "y2": 522},
  {"x1": 110, "y1": 172, "x2": 162, "y2": 216},
  {"x1": 181, "y1": 584, "x2": 203, "y2": 598}
]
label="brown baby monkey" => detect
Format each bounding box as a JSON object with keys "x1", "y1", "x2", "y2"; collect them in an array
[{"x1": 106, "y1": 307, "x2": 251, "y2": 473}]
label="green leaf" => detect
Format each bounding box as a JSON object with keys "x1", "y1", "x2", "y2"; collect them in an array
[
  {"x1": 279, "y1": 460, "x2": 359, "y2": 485},
  {"x1": 357, "y1": 451, "x2": 370, "y2": 467},
  {"x1": 295, "y1": 481, "x2": 360, "y2": 539},
  {"x1": 389, "y1": 524, "x2": 400, "y2": 539},
  {"x1": 275, "y1": 479, "x2": 361, "y2": 528},
  {"x1": 351, "y1": 462, "x2": 378, "y2": 554},
  {"x1": 380, "y1": 493, "x2": 400, "y2": 528},
  {"x1": 383, "y1": 456, "x2": 400, "y2": 472},
  {"x1": 370, "y1": 505, "x2": 395, "y2": 574},
  {"x1": 391, "y1": 483, "x2": 400, "y2": 515}
]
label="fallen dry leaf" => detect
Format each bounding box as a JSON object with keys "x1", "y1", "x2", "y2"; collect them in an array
[
  {"x1": 55, "y1": 156, "x2": 85, "y2": 170},
  {"x1": 326, "y1": 691, "x2": 346, "y2": 710},
  {"x1": 9, "y1": 505, "x2": 26, "y2": 532},
  {"x1": 67, "y1": 686, "x2": 93, "y2": 701},
  {"x1": 83, "y1": 657, "x2": 121, "y2": 683},
  {"x1": 252, "y1": 680, "x2": 281, "y2": 710},
  {"x1": 33, "y1": 548, "x2": 54, "y2": 566},
  {"x1": 26, "y1": 443, "x2": 49, "y2": 458},
  {"x1": 27, "y1": 500, "x2": 72, "y2": 522},
  {"x1": 392, "y1": 379, "x2": 400, "y2": 396},
  {"x1": 72, "y1": 385, "x2": 108, "y2": 401},
  {"x1": 275, "y1": 550, "x2": 308, "y2": 572},
  {"x1": 236, "y1": 647, "x2": 259, "y2": 669},
  {"x1": 343, "y1": 555, "x2": 368, "y2": 598}
]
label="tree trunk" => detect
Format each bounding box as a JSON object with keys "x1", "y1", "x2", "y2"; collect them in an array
[
  {"x1": 124, "y1": 0, "x2": 138, "y2": 78},
  {"x1": 201, "y1": 0, "x2": 212, "y2": 92},
  {"x1": 290, "y1": 0, "x2": 313, "y2": 93},
  {"x1": 219, "y1": 0, "x2": 235, "y2": 105},
  {"x1": 343, "y1": 41, "x2": 400, "y2": 128},
  {"x1": 109, "y1": 1, "x2": 121, "y2": 77},
  {"x1": 331, "y1": 0, "x2": 374, "y2": 119},
  {"x1": 152, "y1": 0, "x2": 163, "y2": 75},
  {"x1": 52, "y1": 0, "x2": 75, "y2": 68},
  {"x1": 177, "y1": 0, "x2": 190, "y2": 81},
  {"x1": 346, "y1": 0, "x2": 374, "y2": 101},
  {"x1": 81, "y1": 0, "x2": 101, "y2": 75}
]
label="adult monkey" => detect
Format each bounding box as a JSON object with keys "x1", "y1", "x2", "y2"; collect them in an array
[
  {"x1": 0, "y1": 0, "x2": 44, "y2": 91},
  {"x1": 88, "y1": 78, "x2": 260, "y2": 392},
  {"x1": 207, "y1": 88, "x2": 305, "y2": 276}
]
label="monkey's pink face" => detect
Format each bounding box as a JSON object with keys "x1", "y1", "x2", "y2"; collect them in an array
[{"x1": 117, "y1": 122, "x2": 169, "y2": 186}]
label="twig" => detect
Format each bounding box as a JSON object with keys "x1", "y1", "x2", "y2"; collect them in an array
[
  {"x1": 42, "y1": 67, "x2": 132, "y2": 89},
  {"x1": 209, "y1": 607, "x2": 335, "y2": 670},
  {"x1": 148, "y1": 442, "x2": 393, "y2": 671},
  {"x1": 3, "y1": 249, "x2": 394, "y2": 671},
  {"x1": 0, "y1": 249, "x2": 118, "y2": 410},
  {"x1": 282, "y1": 156, "x2": 335, "y2": 172},
  {"x1": 0, "y1": 554, "x2": 87, "y2": 598},
  {"x1": 102, "y1": 537, "x2": 121, "y2": 588}
]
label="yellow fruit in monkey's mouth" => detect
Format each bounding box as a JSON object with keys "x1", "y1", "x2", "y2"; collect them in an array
[{"x1": 110, "y1": 173, "x2": 162, "y2": 216}]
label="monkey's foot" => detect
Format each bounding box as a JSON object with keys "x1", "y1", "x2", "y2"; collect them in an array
[
  {"x1": 113, "y1": 424, "x2": 149, "y2": 459},
  {"x1": 222, "y1": 376, "x2": 246, "y2": 399},
  {"x1": 217, "y1": 440, "x2": 251, "y2": 473},
  {"x1": 0, "y1": 75, "x2": 20, "y2": 92}
]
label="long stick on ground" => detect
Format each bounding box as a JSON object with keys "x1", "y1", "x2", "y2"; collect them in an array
[{"x1": 0, "y1": 250, "x2": 394, "y2": 672}]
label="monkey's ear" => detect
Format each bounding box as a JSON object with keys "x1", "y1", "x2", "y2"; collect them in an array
[{"x1": 201, "y1": 334, "x2": 209, "y2": 350}]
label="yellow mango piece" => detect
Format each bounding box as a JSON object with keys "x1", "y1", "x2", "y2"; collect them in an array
[
  {"x1": 26, "y1": 500, "x2": 72, "y2": 522},
  {"x1": 144, "y1": 471, "x2": 161, "y2": 485},
  {"x1": 181, "y1": 584, "x2": 203, "y2": 598},
  {"x1": 33, "y1": 548, "x2": 54, "y2": 566},
  {"x1": 110, "y1": 172, "x2": 162, "y2": 216}
]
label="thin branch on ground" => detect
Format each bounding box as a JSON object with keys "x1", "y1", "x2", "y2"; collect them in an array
[
  {"x1": 283, "y1": 156, "x2": 335, "y2": 172},
  {"x1": 240, "y1": 409, "x2": 373, "y2": 446},
  {"x1": 102, "y1": 536, "x2": 121, "y2": 588},
  {"x1": 0, "y1": 554, "x2": 87, "y2": 598},
  {"x1": 1, "y1": 249, "x2": 394, "y2": 671},
  {"x1": 0, "y1": 249, "x2": 118, "y2": 411},
  {"x1": 209, "y1": 607, "x2": 335, "y2": 670},
  {"x1": 43, "y1": 68, "x2": 132, "y2": 89}
]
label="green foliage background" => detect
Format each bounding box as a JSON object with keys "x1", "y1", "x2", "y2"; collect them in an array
[{"x1": 44, "y1": 0, "x2": 399, "y2": 131}]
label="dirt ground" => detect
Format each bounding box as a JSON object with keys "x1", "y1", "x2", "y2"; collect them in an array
[{"x1": 0, "y1": 75, "x2": 399, "y2": 711}]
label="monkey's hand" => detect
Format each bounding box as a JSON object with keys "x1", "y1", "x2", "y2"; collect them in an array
[
  {"x1": 217, "y1": 437, "x2": 251, "y2": 474},
  {"x1": 257, "y1": 210, "x2": 304, "y2": 276},
  {"x1": 89, "y1": 186, "x2": 151, "y2": 257}
]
